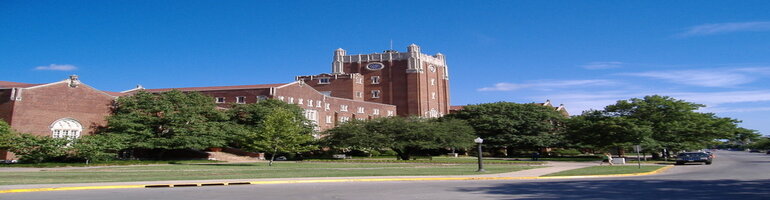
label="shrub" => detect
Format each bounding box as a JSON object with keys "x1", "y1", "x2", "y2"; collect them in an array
[
  {"x1": 551, "y1": 149, "x2": 582, "y2": 156},
  {"x1": 369, "y1": 150, "x2": 381, "y2": 157},
  {"x1": 9, "y1": 134, "x2": 70, "y2": 163},
  {"x1": 380, "y1": 149, "x2": 397, "y2": 156}
]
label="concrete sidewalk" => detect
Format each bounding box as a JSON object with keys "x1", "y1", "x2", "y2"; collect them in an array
[{"x1": 0, "y1": 162, "x2": 608, "y2": 191}]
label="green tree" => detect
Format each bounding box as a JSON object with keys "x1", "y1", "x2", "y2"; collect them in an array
[
  {"x1": 445, "y1": 102, "x2": 567, "y2": 154},
  {"x1": 104, "y1": 90, "x2": 230, "y2": 158},
  {"x1": 604, "y1": 95, "x2": 741, "y2": 153},
  {"x1": 0, "y1": 120, "x2": 13, "y2": 150},
  {"x1": 7, "y1": 134, "x2": 70, "y2": 163},
  {"x1": 239, "y1": 107, "x2": 315, "y2": 166},
  {"x1": 565, "y1": 110, "x2": 653, "y2": 155},
  {"x1": 70, "y1": 134, "x2": 130, "y2": 162},
  {"x1": 324, "y1": 117, "x2": 475, "y2": 160}
]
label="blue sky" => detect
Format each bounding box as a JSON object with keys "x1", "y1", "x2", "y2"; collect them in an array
[{"x1": 1, "y1": 1, "x2": 769, "y2": 135}]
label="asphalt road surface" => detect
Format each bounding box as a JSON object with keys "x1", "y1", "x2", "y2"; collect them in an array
[{"x1": 4, "y1": 150, "x2": 769, "y2": 200}]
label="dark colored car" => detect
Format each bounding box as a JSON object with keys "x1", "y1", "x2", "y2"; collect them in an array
[{"x1": 676, "y1": 152, "x2": 713, "y2": 165}]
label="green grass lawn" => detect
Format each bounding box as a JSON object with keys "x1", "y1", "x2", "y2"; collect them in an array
[
  {"x1": 0, "y1": 160, "x2": 222, "y2": 168},
  {"x1": 0, "y1": 162, "x2": 541, "y2": 185},
  {"x1": 306, "y1": 157, "x2": 542, "y2": 165},
  {"x1": 542, "y1": 165, "x2": 665, "y2": 177}
]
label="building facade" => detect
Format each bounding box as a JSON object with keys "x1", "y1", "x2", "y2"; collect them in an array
[
  {"x1": 0, "y1": 44, "x2": 448, "y2": 161},
  {"x1": 297, "y1": 44, "x2": 451, "y2": 118}
]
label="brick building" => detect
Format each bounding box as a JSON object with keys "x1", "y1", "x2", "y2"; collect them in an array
[
  {"x1": 0, "y1": 44, "x2": 451, "y2": 161},
  {"x1": 0, "y1": 75, "x2": 117, "y2": 160}
]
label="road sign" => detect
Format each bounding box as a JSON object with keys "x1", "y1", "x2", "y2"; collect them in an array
[{"x1": 634, "y1": 145, "x2": 642, "y2": 152}]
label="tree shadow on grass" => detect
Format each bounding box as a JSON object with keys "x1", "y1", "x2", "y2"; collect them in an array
[{"x1": 457, "y1": 179, "x2": 770, "y2": 200}]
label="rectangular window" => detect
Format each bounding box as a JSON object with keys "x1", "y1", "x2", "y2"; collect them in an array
[
  {"x1": 304, "y1": 109, "x2": 318, "y2": 124},
  {"x1": 320, "y1": 91, "x2": 332, "y2": 96},
  {"x1": 373, "y1": 109, "x2": 380, "y2": 115},
  {"x1": 356, "y1": 92, "x2": 362, "y2": 98},
  {"x1": 355, "y1": 77, "x2": 363, "y2": 84},
  {"x1": 215, "y1": 97, "x2": 225, "y2": 103},
  {"x1": 326, "y1": 115, "x2": 332, "y2": 124},
  {"x1": 372, "y1": 90, "x2": 381, "y2": 98},
  {"x1": 431, "y1": 78, "x2": 436, "y2": 86},
  {"x1": 278, "y1": 96, "x2": 285, "y2": 101},
  {"x1": 298, "y1": 98, "x2": 304, "y2": 105},
  {"x1": 371, "y1": 76, "x2": 380, "y2": 84},
  {"x1": 357, "y1": 107, "x2": 365, "y2": 114},
  {"x1": 316, "y1": 100, "x2": 322, "y2": 107},
  {"x1": 387, "y1": 110, "x2": 395, "y2": 116},
  {"x1": 318, "y1": 77, "x2": 331, "y2": 84},
  {"x1": 257, "y1": 95, "x2": 268, "y2": 102},
  {"x1": 340, "y1": 105, "x2": 348, "y2": 112},
  {"x1": 289, "y1": 97, "x2": 294, "y2": 104},
  {"x1": 339, "y1": 116, "x2": 350, "y2": 123},
  {"x1": 431, "y1": 92, "x2": 436, "y2": 100},
  {"x1": 308, "y1": 100, "x2": 314, "y2": 107},
  {"x1": 236, "y1": 96, "x2": 246, "y2": 104},
  {"x1": 325, "y1": 103, "x2": 331, "y2": 111}
]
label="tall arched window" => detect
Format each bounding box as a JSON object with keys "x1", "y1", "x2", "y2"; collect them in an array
[{"x1": 50, "y1": 118, "x2": 83, "y2": 139}]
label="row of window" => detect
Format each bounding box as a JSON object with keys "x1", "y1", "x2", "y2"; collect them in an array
[
  {"x1": 318, "y1": 76, "x2": 382, "y2": 85},
  {"x1": 278, "y1": 96, "x2": 394, "y2": 116},
  {"x1": 215, "y1": 96, "x2": 268, "y2": 104}
]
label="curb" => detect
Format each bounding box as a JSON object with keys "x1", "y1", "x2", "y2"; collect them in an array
[{"x1": 0, "y1": 165, "x2": 674, "y2": 194}]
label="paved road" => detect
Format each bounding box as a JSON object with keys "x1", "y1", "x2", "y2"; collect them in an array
[{"x1": 4, "y1": 150, "x2": 769, "y2": 200}]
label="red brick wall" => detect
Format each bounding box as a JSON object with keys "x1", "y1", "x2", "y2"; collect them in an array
[
  {"x1": 273, "y1": 82, "x2": 396, "y2": 131},
  {"x1": 195, "y1": 89, "x2": 272, "y2": 106},
  {"x1": 0, "y1": 89, "x2": 14, "y2": 124},
  {"x1": 8, "y1": 82, "x2": 115, "y2": 137}
]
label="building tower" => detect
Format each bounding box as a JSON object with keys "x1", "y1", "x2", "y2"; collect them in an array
[{"x1": 297, "y1": 44, "x2": 450, "y2": 117}]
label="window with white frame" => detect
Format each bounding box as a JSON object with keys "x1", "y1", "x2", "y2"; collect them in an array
[
  {"x1": 355, "y1": 77, "x2": 363, "y2": 84},
  {"x1": 431, "y1": 92, "x2": 436, "y2": 100},
  {"x1": 371, "y1": 76, "x2": 380, "y2": 84},
  {"x1": 308, "y1": 100, "x2": 314, "y2": 107},
  {"x1": 356, "y1": 92, "x2": 362, "y2": 98},
  {"x1": 357, "y1": 107, "x2": 365, "y2": 114},
  {"x1": 236, "y1": 96, "x2": 246, "y2": 104},
  {"x1": 340, "y1": 105, "x2": 348, "y2": 112},
  {"x1": 278, "y1": 96, "x2": 285, "y2": 101},
  {"x1": 215, "y1": 97, "x2": 225, "y2": 103},
  {"x1": 289, "y1": 97, "x2": 294, "y2": 104},
  {"x1": 320, "y1": 91, "x2": 332, "y2": 96},
  {"x1": 431, "y1": 78, "x2": 436, "y2": 86},
  {"x1": 339, "y1": 116, "x2": 350, "y2": 123},
  {"x1": 316, "y1": 100, "x2": 322, "y2": 107},
  {"x1": 325, "y1": 115, "x2": 332, "y2": 124},
  {"x1": 298, "y1": 98, "x2": 303, "y2": 105},
  {"x1": 325, "y1": 103, "x2": 330, "y2": 111},
  {"x1": 387, "y1": 110, "x2": 395, "y2": 116},
  {"x1": 50, "y1": 118, "x2": 82, "y2": 140},
  {"x1": 304, "y1": 109, "x2": 318, "y2": 124},
  {"x1": 373, "y1": 109, "x2": 380, "y2": 115},
  {"x1": 257, "y1": 95, "x2": 268, "y2": 102},
  {"x1": 372, "y1": 90, "x2": 381, "y2": 98},
  {"x1": 318, "y1": 77, "x2": 331, "y2": 84}
]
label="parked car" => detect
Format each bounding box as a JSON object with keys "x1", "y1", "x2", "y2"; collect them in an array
[
  {"x1": 750, "y1": 149, "x2": 761, "y2": 153},
  {"x1": 676, "y1": 152, "x2": 713, "y2": 165}
]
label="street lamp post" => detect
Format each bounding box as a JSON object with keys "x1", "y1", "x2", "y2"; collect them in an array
[{"x1": 474, "y1": 137, "x2": 485, "y2": 172}]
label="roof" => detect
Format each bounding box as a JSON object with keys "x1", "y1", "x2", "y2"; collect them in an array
[
  {"x1": 450, "y1": 105, "x2": 465, "y2": 111},
  {"x1": 142, "y1": 83, "x2": 289, "y2": 92},
  {"x1": 0, "y1": 81, "x2": 43, "y2": 88},
  {"x1": 103, "y1": 91, "x2": 130, "y2": 96}
]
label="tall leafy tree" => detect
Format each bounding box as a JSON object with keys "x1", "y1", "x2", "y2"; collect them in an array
[
  {"x1": 603, "y1": 95, "x2": 740, "y2": 152},
  {"x1": 324, "y1": 117, "x2": 475, "y2": 160},
  {"x1": 446, "y1": 102, "x2": 567, "y2": 153},
  {"x1": 0, "y1": 120, "x2": 13, "y2": 150},
  {"x1": 104, "y1": 90, "x2": 230, "y2": 158},
  {"x1": 565, "y1": 110, "x2": 653, "y2": 155},
  {"x1": 237, "y1": 107, "x2": 315, "y2": 166}
]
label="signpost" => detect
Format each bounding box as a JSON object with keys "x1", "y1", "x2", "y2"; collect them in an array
[{"x1": 634, "y1": 145, "x2": 642, "y2": 169}]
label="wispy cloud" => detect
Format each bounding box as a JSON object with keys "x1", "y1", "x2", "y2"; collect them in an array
[
  {"x1": 581, "y1": 61, "x2": 623, "y2": 70},
  {"x1": 34, "y1": 64, "x2": 77, "y2": 71},
  {"x1": 679, "y1": 21, "x2": 770, "y2": 37},
  {"x1": 619, "y1": 67, "x2": 770, "y2": 87},
  {"x1": 478, "y1": 79, "x2": 616, "y2": 91}
]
